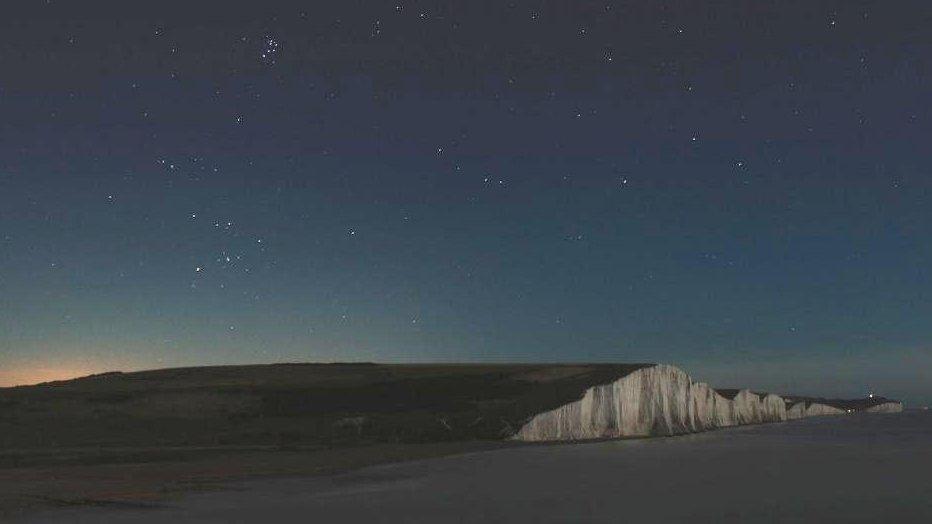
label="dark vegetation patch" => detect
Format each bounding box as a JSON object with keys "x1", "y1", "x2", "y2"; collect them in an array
[{"x1": 0, "y1": 363, "x2": 651, "y2": 462}]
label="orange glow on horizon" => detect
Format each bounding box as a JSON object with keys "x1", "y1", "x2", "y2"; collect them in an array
[{"x1": 0, "y1": 365, "x2": 104, "y2": 388}]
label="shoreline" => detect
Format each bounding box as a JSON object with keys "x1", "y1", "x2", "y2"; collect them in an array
[
  {"x1": 7, "y1": 411, "x2": 928, "y2": 523},
  {"x1": 2, "y1": 411, "x2": 914, "y2": 520}
]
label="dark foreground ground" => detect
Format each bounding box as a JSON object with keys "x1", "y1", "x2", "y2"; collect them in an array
[
  {"x1": 10, "y1": 411, "x2": 930, "y2": 523},
  {"x1": 0, "y1": 362, "x2": 904, "y2": 520},
  {"x1": 0, "y1": 363, "x2": 647, "y2": 517},
  {"x1": 0, "y1": 363, "x2": 650, "y2": 456}
]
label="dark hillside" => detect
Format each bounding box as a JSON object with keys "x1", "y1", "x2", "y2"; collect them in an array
[{"x1": 0, "y1": 363, "x2": 650, "y2": 454}]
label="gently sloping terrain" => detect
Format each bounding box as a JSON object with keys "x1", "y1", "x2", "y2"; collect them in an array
[
  {"x1": 0, "y1": 362, "x2": 904, "y2": 518},
  {"x1": 0, "y1": 362, "x2": 903, "y2": 455},
  {"x1": 0, "y1": 362, "x2": 652, "y2": 458}
]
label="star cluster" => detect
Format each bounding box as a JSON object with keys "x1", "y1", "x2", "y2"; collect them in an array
[{"x1": 0, "y1": 1, "x2": 930, "y2": 402}]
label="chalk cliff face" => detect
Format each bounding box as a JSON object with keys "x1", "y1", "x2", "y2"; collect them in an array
[
  {"x1": 512, "y1": 364, "x2": 891, "y2": 443},
  {"x1": 759, "y1": 393, "x2": 787, "y2": 421},
  {"x1": 786, "y1": 402, "x2": 808, "y2": 420},
  {"x1": 865, "y1": 402, "x2": 904, "y2": 413},
  {"x1": 513, "y1": 364, "x2": 790, "y2": 442},
  {"x1": 804, "y1": 402, "x2": 845, "y2": 417}
]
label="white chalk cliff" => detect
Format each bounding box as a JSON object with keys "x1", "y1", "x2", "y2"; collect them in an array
[
  {"x1": 805, "y1": 402, "x2": 846, "y2": 417},
  {"x1": 865, "y1": 402, "x2": 904, "y2": 413},
  {"x1": 512, "y1": 364, "x2": 895, "y2": 442},
  {"x1": 786, "y1": 402, "x2": 806, "y2": 420}
]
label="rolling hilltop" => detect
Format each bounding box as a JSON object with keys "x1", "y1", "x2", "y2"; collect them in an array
[
  {"x1": 0, "y1": 362, "x2": 901, "y2": 456},
  {"x1": 0, "y1": 362, "x2": 904, "y2": 516},
  {"x1": 0, "y1": 363, "x2": 651, "y2": 454}
]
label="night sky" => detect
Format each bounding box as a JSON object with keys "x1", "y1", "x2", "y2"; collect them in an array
[{"x1": 1, "y1": 1, "x2": 930, "y2": 403}]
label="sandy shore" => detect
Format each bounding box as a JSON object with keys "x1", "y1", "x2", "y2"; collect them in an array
[
  {"x1": 8, "y1": 411, "x2": 931, "y2": 523},
  {"x1": 0, "y1": 441, "x2": 513, "y2": 519}
]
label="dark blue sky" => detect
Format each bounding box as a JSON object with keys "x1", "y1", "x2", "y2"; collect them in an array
[{"x1": 1, "y1": 1, "x2": 929, "y2": 403}]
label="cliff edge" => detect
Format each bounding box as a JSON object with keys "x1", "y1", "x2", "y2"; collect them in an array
[
  {"x1": 0, "y1": 362, "x2": 902, "y2": 450},
  {"x1": 513, "y1": 364, "x2": 903, "y2": 442}
]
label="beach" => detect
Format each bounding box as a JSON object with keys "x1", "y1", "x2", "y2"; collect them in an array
[{"x1": 13, "y1": 410, "x2": 930, "y2": 523}]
